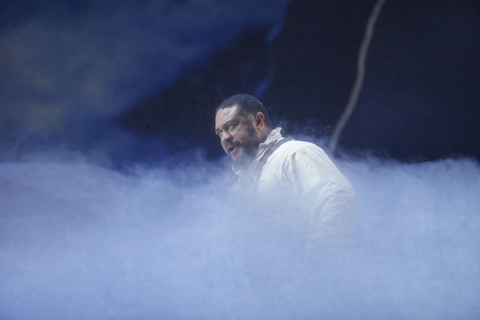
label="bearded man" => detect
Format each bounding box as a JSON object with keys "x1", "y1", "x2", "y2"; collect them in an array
[{"x1": 215, "y1": 94, "x2": 357, "y2": 250}]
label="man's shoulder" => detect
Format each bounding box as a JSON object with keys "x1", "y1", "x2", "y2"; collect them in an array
[{"x1": 274, "y1": 139, "x2": 327, "y2": 157}]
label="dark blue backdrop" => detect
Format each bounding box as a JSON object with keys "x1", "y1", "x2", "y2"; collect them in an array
[{"x1": 1, "y1": 0, "x2": 479, "y2": 167}]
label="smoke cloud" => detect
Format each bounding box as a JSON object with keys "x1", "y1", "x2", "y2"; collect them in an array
[{"x1": 0, "y1": 152, "x2": 479, "y2": 319}]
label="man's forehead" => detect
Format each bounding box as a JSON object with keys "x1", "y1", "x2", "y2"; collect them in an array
[{"x1": 215, "y1": 106, "x2": 241, "y2": 126}]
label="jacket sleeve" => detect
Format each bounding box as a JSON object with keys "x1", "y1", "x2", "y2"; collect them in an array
[{"x1": 283, "y1": 144, "x2": 358, "y2": 249}]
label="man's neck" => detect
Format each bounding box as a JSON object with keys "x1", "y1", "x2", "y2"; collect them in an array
[
  {"x1": 259, "y1": 128, "x2": 272, "y2": 143},
  {"x1": 232, "y1": 127, "x2": 283, "y2": 177}
]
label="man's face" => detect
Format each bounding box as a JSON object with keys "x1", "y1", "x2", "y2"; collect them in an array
[{"x1": 215, "y1": 106, "x2": 262, "y2": 166}]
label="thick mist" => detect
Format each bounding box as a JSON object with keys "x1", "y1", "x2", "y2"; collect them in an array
[{"x1": 1, "y1": 153, "x2": 479, "y2": 320}]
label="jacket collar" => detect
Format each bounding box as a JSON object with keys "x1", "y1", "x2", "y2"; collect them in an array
[{"x1": 232, "y1": 127, "x2": 283, "y2": 176}]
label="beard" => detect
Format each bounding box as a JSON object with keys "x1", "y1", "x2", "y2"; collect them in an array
[{"x1": 232, "y1": 123, "x2": 262, "y2": 169}]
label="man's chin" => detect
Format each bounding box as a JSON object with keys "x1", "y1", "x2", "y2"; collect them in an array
[
  {"x1": 231, "y1": 155, "x2": 244, "y2": 164},
  {"x1": 230, "y1": 146, "x2": 245, "y2": 161},
  {"x1": 232, "y1": 154, "x2": 255, "y2": 169}
]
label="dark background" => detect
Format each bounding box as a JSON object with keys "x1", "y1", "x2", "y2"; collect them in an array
[{"x1": 1, "y1": 0, "x2": 479, "y2": 167}]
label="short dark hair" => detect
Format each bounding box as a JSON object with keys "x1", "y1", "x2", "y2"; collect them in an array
[{"x1": 216, "y1": 93, "x2": 272, "y2": 128}]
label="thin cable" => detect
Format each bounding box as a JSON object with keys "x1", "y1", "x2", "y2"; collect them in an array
[
  {"x1": 253, "y1": 18, "x2": 285, "y2": 99},
  {"x1": 329, "y1": 0, "x2": 387, "y2": 153}
]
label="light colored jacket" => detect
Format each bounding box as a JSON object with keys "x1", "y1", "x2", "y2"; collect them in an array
[{"x1": 232, "y1": 128, "x2": 358, "y2": 248}]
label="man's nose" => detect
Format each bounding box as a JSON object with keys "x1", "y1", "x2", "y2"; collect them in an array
[{"x1": 221, "y1": 132, "x2": 233, "y2": 144}]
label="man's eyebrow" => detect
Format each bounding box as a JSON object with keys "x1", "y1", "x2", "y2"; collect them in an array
[{"x1": 223, "y1": 119, "x2": 237, "y2": 128}]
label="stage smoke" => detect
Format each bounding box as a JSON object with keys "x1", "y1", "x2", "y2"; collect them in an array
[{"x1": 0, "y1": 153, "x2": 479, "y2": 319}]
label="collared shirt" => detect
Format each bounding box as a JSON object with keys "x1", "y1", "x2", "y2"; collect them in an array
[{"x1": 232, "y1": 128, "x2": 357, "y2": 248}]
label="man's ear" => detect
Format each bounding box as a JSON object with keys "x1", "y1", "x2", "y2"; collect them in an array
[{"x1": 255, "y1": 112, "x2": 265, "y2": 129}]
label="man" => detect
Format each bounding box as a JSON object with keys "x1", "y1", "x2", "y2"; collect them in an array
[{"x1": 215, "y1": 94, "x2": 357, "y2": 250}]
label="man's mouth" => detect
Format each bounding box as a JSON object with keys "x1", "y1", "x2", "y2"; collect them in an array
[{"x1": 227, "y1": 144, "x2": 239, "y2": 156}]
